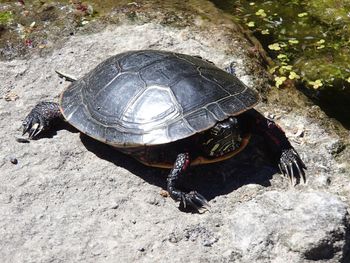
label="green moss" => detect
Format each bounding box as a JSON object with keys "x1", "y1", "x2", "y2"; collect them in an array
[
  {"x1": 305, "y1": 0, "x2": 350, "y2": 25},
  {"x1": 211, "y1": 0, "x2": 350, "y2": 127},
  {"x1": 212, "y1": 0, "x2": 350, "y2": 87},
  {"x1": 0, "y1": 11, "x2": 13, "y2": 25},
  {"x1": 294, "y1": 46, "x2": 350, "y2": 83}
]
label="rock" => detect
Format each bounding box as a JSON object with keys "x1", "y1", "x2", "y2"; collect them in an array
[
  {"x1": 9, "y1": 156, "x2": 18, "y2": 164},
  {"x1": 228, "y1": 191, "x2": 350, "y2": 262},
  {"x1": 3, "y1": 91, "x2": 19, "y2": 101},
  {"x1": 0, "y1": 0, "x2": 349, "y2": 262}
]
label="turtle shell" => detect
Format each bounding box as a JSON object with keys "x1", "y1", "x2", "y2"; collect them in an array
[{"x1": 59, "y1": 50, "x2": 259, "y2": 146}]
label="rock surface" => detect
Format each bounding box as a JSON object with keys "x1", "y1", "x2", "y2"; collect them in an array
[
  {"x1": 0, "y1": 1, "x2": 349, "y2": 262},
  {"x1": 228, "y1": 191, "x2": 349, "y2": 262}
]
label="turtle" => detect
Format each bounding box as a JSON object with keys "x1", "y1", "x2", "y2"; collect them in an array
[{"x1": 22, "y1": 50, "x2": 306, "y2": 211}]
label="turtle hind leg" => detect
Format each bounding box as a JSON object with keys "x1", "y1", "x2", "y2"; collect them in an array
[
  {"x1": 22, "y1": 102, "x2": 62, "y2": 139},
  {"x1": 242, "y1": 109, "x2": 307, "y2": 185},
  {"x1": 167, "y1": 153, "x2": 210, "y2": 212}
]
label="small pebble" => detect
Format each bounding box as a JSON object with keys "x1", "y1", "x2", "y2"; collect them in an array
[
  {"x1": 110, "y1": 204, "x2": 119, "y2": 209},
  {"x1": 159, "y1": 189, "x2": 169, "y2": 197},
  {"x1": 267, "y1": 113, "x2": 276, "y2": 119},
  {"x1": 4, "y1": 91, "x2": 19, "y2": 101},
  {"x1": 137, "y1": 247, "x2": 145, "y2": 252},
  {"x1": 293, "y1": 124, "x2": 305, "y2": 137},
  {"x1": 10, "y1": 157, "x2": 18, "y2": 165},
  {"x1": 15, "y1": 136, "x2": 30, "y2": 143}
]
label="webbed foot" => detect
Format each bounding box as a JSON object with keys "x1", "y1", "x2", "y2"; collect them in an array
[
  {"x1": 278, "y1": 148, "x2": 306, "y2": 185},
  {"x1": 22, "y1": 102, "x2": 61, "y2": 139}
]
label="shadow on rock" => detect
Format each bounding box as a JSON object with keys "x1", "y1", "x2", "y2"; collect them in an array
[
  {"x1": 341, "y1": 220, "x2": 350, "y2": 263},
  {"x1": 80, "y1": 133, "x2": 276, "y2": 204},
  {"x1": 32, "y1": 120, "x2": 80, "y2": 140}
]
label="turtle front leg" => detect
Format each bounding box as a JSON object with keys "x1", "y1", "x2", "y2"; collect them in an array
[
  {"x1": 167, "y1": 153, "x2": 210, "y2": 212},
  {"x1": 22, "y1": 102, "x2": 62, "y2": 139},
  {"x1": 243, "y1": 109, "x2": 306, "y2": 185}
]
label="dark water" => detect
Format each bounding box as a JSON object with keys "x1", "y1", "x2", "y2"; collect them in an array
[{"x1": 211, "y1": 0, "x2": 350, "y2": 129}]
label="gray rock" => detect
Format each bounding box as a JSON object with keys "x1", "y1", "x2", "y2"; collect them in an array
[
  {"x1": 0, "y1": 1, "x2": 349, "y2": 263},
  {"x1": 228, "y1": 191, "x2": 349, "y2": 262}
]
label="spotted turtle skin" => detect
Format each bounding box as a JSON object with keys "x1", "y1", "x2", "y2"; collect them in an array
[{"x1": 60, "y1": 50, "x2": 259, "y2": 147}]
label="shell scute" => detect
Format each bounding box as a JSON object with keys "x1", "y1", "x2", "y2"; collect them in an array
[{"x1": 60, "y1": 50, "x2": 259, "y2": 146}]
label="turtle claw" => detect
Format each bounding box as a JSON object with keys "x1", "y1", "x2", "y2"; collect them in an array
[
  {"x1": 21, "y1": 102, "x2": 61, "y2": 139},
  {"x1": 30, "y1": 123, "x2": 44, "y2": 139},
  {"x1": 287, "y1": 163, "x2": 294, "y2": 186},
  {"x1": 22, "y1": 122, "x2": 31, "y2": 136},
  {"x1": 294, "y1": 160, "x2": 306, "y2": 184},
  {"x1": 22, "y1": 112, "x2": 47, "y2": 139},
  {"x1": 180, "y1": 191, "x2": 210, "y2": 213},
  {"x1": 278, "y1": 163, "x2": 285, "y2": 176},
  {"x1": 279, "y1": 148, "x2": 307, "y2": 185}
]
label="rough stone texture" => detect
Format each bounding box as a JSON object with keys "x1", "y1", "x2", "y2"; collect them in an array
[
  {"x1": 227, "y1": 191, "x2": 349, "y2": 262},
  {"x1": 1, "y1": 1, "x2": 350, "y2": 263}
]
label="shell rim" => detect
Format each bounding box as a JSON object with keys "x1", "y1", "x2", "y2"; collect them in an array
[
  {"x1": 59, "y1": 88, "x2": 259, "y2": 148},
  {"x1": 58, "y1": 50, "x2": 260, "y2": 147},
  {"x1": 59, "y1": 81, "x2": 261, "y2": 148}
]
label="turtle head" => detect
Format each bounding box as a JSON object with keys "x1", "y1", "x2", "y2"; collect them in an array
[{"x1": 200, "y1": 117, "x2": 243, "y2": 157}]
